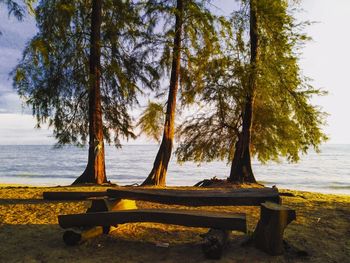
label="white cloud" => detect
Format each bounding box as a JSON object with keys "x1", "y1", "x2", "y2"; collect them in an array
[
  {"x1": 0, "y1": 91, "x2": 28, "y2": 113},
  {"x1": 0, "y1": 113, "x2": 54, "y2": 145},
  {"x1": 0, "y1": 7, "x2": 36, "y2": 114}
]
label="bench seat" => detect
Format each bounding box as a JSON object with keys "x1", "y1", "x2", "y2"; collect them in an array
[
  {"x1": 43, "y1": 191, "x2": 107, "y2": 200},
  {"x1": 106, "y1": 187, "x2": 280, "y2": 206},
  {"x1": 43, "y1": 187, "x2": 280, "y2": 205},
  {"x1": 58, "y1": 209, "x2": 247, "y2": 232}
]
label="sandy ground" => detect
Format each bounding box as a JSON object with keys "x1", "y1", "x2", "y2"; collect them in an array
[{"x1": 0, "y1": 185, "x2": 349, "y2": 263}]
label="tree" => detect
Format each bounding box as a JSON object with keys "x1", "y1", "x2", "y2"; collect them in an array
[
  {"x1": 13, "y1": 0, "x2": 159, "y2": 184},
  {"x1": 175, "y1": 0, "x2": 327, "y2": 183},
  {"x1": 229, "y1": 0, "x2": 258, "y2": 183},
  {"x1": 141, "y1": 0, "x2": 183, "y2": 187},
  {"x1": 139, "y1": 0, "x2": 220, "y2": 186},
  {"x1": 76, "y1": 0, "x2": 105, "y2": 184}
]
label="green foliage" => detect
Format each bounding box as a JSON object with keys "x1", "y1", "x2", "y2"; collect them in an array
[
  {"x1": 13, "y1": 0, "x2": 160, "y2": 147},
  {"x1": 137, "y1": 101, "x2": 164, "y2": 142},
  {"x1": 148, "y1": 0, "x2": 222, "y2": 94},
  {"x1": 176, "y1": 0, "x2": 328, "y2": 164},
  {"x1": 175, "y1": 56, "x2": 243, "y2": 163},
  {"x1": 138, "y1": 0, "x2": 223, "y2": 140}
]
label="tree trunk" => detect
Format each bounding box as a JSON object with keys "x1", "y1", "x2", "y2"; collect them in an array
[
  {"x1": 142, "y1": 0, "x2": 183, "y2": 186},
  {"x1": 73, "y1": 0, "x2": 107, "y2": 185},
  {"x1": 228, "y1": 0, "x2": 258, "y2": 184}
]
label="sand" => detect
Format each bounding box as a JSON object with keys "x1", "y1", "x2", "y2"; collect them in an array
[{"x1": 0, "y1": 185, "x2": 349, "y2": 263}]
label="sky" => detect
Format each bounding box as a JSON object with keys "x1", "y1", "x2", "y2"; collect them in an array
[{"x1": 0, "y1": 0, "x2": 349, "y2": 145}]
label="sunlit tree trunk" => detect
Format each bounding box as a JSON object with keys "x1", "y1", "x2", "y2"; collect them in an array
[
  {"x1": 142, "y1": 0, "x2": 183, "y2": 186},
  {"x1": 228, "y1": 0, "x2": 258, "y2": 183},
  {"x1": 73, "y1": 0, "x2": 107, "y2": 184}
]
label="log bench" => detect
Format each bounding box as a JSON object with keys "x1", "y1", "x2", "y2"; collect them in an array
[{"x1": 49, "y1": 187, "x2": 295, "y2": 259}]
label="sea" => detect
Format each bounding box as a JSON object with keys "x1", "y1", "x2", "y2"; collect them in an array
[{"x1": 0, "y1": 144, "x2": 349, "y2": 195}]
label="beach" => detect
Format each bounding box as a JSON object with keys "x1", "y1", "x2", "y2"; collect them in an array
[{"x1": 0, "y1": 185, "x2": 349, "y2": 263}]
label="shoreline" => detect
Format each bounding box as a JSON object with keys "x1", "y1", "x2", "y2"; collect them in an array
[
  {"x1": 1, "y1": 144, "x2": 350, "y2": 196},
  {"x1": 0, "y1": 185, "x2": 349, "y2": 262},
  {"x1": 1, "y1": 182, "x2": 349, "y2": 196}
]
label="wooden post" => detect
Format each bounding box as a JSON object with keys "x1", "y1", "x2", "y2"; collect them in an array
[
  {"x1": 253, "y1": 202, "x2": 296, "y2": 255},
  {"x1": 63, "y1": 226, "x2": 105, "y2": 246}
]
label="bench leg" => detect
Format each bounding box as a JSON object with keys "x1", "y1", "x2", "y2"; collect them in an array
[
  {"x1": 63, "y1": 226, "x2": 105, "y2": 246},
  {"x1": 201, "y1": 229, "x2": 230, "y2": 259},
  {"x1": 253, "y1": 202, "x2": 296, "y2": 255}
]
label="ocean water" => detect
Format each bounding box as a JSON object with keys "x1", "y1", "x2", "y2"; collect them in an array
[{"x1": 0, "y1": 144, "x2": 349, "y2": 195}]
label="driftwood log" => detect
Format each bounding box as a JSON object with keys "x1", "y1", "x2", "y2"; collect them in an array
[
  {"x1": 201, "y1": 229, "x2": 230, "y2": 260},
  {"x1": 253, "y1": 202, "x2": 296, "y2": 255}
]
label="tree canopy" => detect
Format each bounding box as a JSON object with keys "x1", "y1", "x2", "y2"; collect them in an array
[
  {"x1": 11, "y1": 0, "x2": 328, "y2": 185},
  {"x1": 13, "y1": 0, "x2": 160, "y2": 147},
  {"x1": 175, "y1": 0, "x2": 327, "y2": 171}
]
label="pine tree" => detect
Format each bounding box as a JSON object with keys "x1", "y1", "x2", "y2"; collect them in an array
[
  {"x1": 175, "y1": 0, "x2": 328, "y2": 183},
  {"x1": 13, "y1": 0, "x2": 160, "y2": 184},
  {"x1": 140, "y1": 0, "x2": 184, "y2": 186},
  {"x1": 139, "y1": 0, "x2": 220, "y2": 186},
  {"x1": 229, "y1": 0, "x2": 258, "y2": 183},
  {"x1": 75, "y1": 0, "x2": 105, "y2": 184}
]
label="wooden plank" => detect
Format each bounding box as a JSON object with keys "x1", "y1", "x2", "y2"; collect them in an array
[
  {"x1": 43, "y1": 191, "x2": 107, "y2": 200},
  {"x1": 107, "y1": 188, "x2": 280, "y2": 206},
  {"x1": 58, "y1": 209, "x2": 247, "y2": 232}
]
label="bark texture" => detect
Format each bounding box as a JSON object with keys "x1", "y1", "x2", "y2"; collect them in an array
[
  {"x1": 107, "y1": 187, "x2": 279, "y2": 206},
  {"x1": 253, "y1": 202, "x2": 296, "y2": 255},
  {"x1": 59, "y1": 209, "x2": 246, "y2": 231},
  {"x1": 73, "y1": 0, "x2": 107, "y2": 184},
  {"x1": 229, "y1": 0, "x2": 258, "y2": 183},
  {"x1": 142, "y1": 0, "x2": 183, "y2": 186}
]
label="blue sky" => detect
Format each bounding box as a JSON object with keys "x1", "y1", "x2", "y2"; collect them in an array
[{"x1": 0, "y1": 0, "x2": 349, "y2": 144}]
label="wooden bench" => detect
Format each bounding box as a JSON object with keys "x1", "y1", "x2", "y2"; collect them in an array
[
  {"x1": 43, "y1": 191, "x2": 108, "y2": 200},
  {"x1": 48, "y1": 187, "x2": 295, "y2": 259}
]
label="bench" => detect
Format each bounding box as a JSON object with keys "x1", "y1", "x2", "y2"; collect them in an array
[{"x1": 47, "y1": 187, "x2": 295, "y2": 259}]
